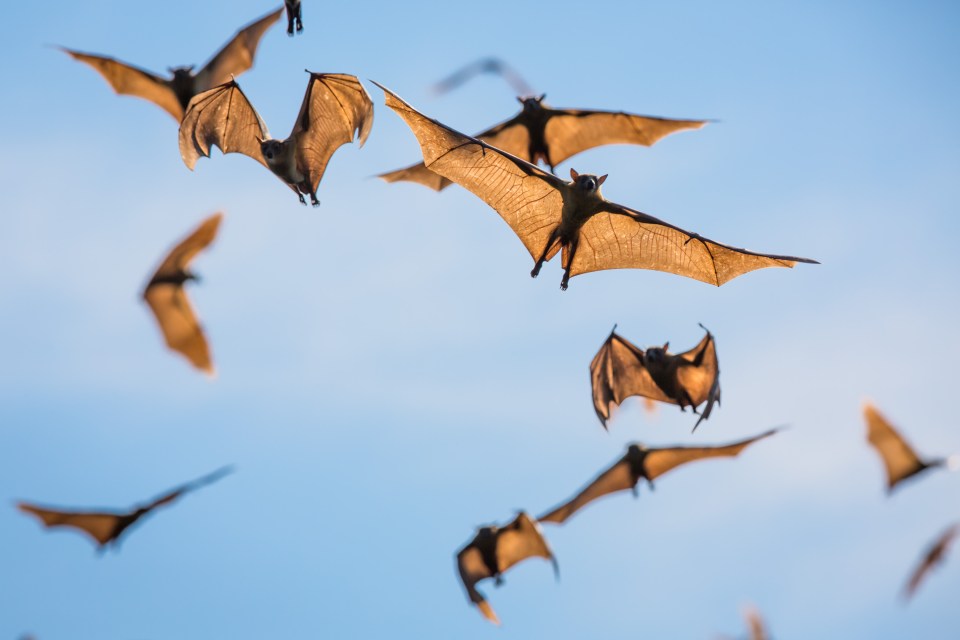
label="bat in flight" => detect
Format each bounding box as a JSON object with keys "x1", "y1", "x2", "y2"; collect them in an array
[
  {"x1": 903, "y1": 523, "x2": 959, "y2": 601},
  {"x1": 591, "y1": 324, "x2": 720, "y2": 431},
  {"x1": 431, "y1": 57, "x2": 534, "y2": 97},
  {"x1": 60, "y1": 9, "x2": 282, "y2": 121},
  {"x1": 180, "y1": 72, "x2": 373, "y2": 206},
  {"x1": 285, "y1": 1, "x2": 304, "y2": 35},
  {"x1": 863, "y1": 403, "x2": 949, "y2": 493},
  {"x1": 143, "y1": 213, "x2": 222, "y2": 375},
  {"x1": 17, "y1": 466, "x2": 233, "y2": 551},
  {"x1": 456, "y1": 511, "x2": 558, "y2": 625},
  {"x1": 375, "y1": 83, "x2": 816, "y2": 290},
  {"x1": 538, "y1": 429, "x2": 778, "y2": 525}
]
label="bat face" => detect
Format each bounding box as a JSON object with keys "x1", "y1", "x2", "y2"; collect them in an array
[
  {"x1": 519, "y1": 95, "x2": 547, "y2": 112},
  {"x1": 569, "y1": 170, "x2": 607, "y2": 194}
]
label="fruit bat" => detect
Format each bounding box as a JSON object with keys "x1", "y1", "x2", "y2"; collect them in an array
[
  {"x1": 60, "y1": 9, "x2": 282, "y2": 121},
  {"x1": 375, "y1": 84, "x2": 817, "y2": 290},
  {"x1": 591, "y1": 324, "x2": 720, "y2": 431},
  {"x1": 903, "y1": 523, "x2": 959, "y2": 601},
  {"x1": 180, "y1": 72, "x2": 373, "y2": 206},
  {"x1": 431, "y1": 57, "x2": 534, "y2": 97},
  {"x1": 143, "y1": 213, "x2": 222, "y2": 375},
  {"x1": 456, "y1": 511, "x2": 558, "y2": 625},
  {"x1": 285, "y1": 0, "x2": 303, "y2": 35},
  {"x1": 863, "y1": 403, "x2": 946, "y2": 493},
  {"x1": 538, "y1": 429, "x2": 777, "y2": 525},
  {"x1": 17, "y1": 466, "x2": 233, "y2": 551}
]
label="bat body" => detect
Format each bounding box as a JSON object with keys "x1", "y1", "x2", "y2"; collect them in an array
[
  {"x1": 180, "y1": 72, "x2": 373, "y2": 206},
  {"x1": 61, "y1": 9, "x2": 282, "y2": 121},
  {"x1": 591, "y1": 325, "x2": 720, "y2": 431},
  {"x1": 863, "y1": 403, "x2": 945, "y2": 493},
  {"x1": 903, "y1": 523, "x2": 959, "y2": 600},
  {"x1": 376, "y1": 84, "x2": 816, "y2": 290},
  {"x1": 538, "y1": 430, "x2": 777, "y2": 525},
  {"x1": 285, "y1": 0, "x2": 303, "y2": 35},
  {"x1": 432, "y1": 58, "x2": 534, "y2": 97},
  {"x1": 17, "y1": 466, "x2": 233, "y2": 551},
  {"x1": 456, "y1": 512, "x2": 558, "y2": 625}
]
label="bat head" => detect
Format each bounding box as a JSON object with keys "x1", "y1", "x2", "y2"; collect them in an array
[
  {"x1": 260, "y1": 139, "x2": 284, "y2": 164},
  {"x1": 517, "y1": 94, "x2": 546, "y2": 110},
  {"x1": 169, "y1": 65, "x2": 196, "y2": 79},
  {"x1": 643, "y1": 343, "x2": 669, "y2": 365},
  {"x1": 568, "y1": 169, "x2": 608, "y2": 194}
]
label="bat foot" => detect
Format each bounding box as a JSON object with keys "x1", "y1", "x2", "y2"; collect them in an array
[
  {"x1": 310, "y1": 196, "x2": 320, "y2": 207},
  {"x1": 297, "y1": 193, "x2": 307, "y2": 205},
  {"x1": 560, "y1": 275, "x2": 570, "y2": 290}
]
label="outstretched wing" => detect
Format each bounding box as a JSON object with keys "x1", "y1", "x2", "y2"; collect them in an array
[
  {"x1": 864, "y1": 404, "x2": 938, "y2": 492},
  {"x1": 60, "y1": 48, "x2": 182, "y2": 120},
  {"x1": 378, "y1": 161, "x2": 453, "y2": 191},
  {"x1": 904, "y1": 524, "x2": 959, "y2": 600},
  {"x1": 143, "y1": 285, "x2": 213, "y2": 375},
  {"x1": 590, "y1": 329, "x2": 671, "y2": 428},
  {"x1": 538, "y1": 454, "x2": 635, "y2": 525},
  {"x1": 643, "y1": 429, "x2": 777, "y2": 482},
  {"x1": 676, "y1": 326, "x2": 721, "y2": 428},
  {"x1": 179, "y1": 80, "x2": 269, "y2": 170},
  {"x1": 432, "y1": 58, "x2": 534, "y2": 97},
  {"x1": 456, "y1": 545, "x2": 500, "y2": 625},
  {"x1": 147, "y1": 213, "x2": 223, "y2": 283},
  {"x1": 140, "y1": 466, "x2": 234, "y2": 512},
  {"x1": 17, "y1": 503, "x2": 121, "y2": 547},
  {"x1": 496, "y1": 512, "x2": 557, "y2": 575},
  {"x1": 194, "y1": 8, "x2": 283, "y2": 91}
]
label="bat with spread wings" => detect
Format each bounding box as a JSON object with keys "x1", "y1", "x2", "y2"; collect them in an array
[
  {"x1": 863, "y1": 403, "x2": 947, "y2": 493},
  {"x1": 143, "y1": 213, "x2": 222, "y2": 375},
  {"x1": 284, "y1": 1, "x2": 304, "y2": 35},
  {"x1": 456, "y1": 511, "x2": 558, "y2": 625},
  {"x1": 60, "y1": 9, "x2": 282, "y2": 121},
  {"x1": 903, "y1": 523, "x2": 959, "y2": 601},
  {"x1": 375, "y1": 84, "x2": 816, "y2": 290},
  {"x1": 592, "y1": 324, "x2": 720, "y2": 431},
  {"x1": 17, "y1": 466, "x2": 233, "y2": 551},
  {"x1": 538, "y1": 430, "x2": 777, "y2": 525},
  {"x1": 180, "y1": 72, "x2": 373, "y2": 206}
]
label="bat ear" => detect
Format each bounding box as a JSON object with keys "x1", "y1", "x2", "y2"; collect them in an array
[
  {"x1": 662, "y1": 341, "x2": 669, "y2": 351},
  {"x1": 516, "y1": 96, "x2": 524, "y2": 104},
  {"x1": 597, "y1": 174, "x2": 608, "y2": 186},
  {"x1": 538, "y1": 94, "x2": 546, "y2": 102},
  {"x1": 570, "y1": 168, "x2": 579, "y2": 181}
]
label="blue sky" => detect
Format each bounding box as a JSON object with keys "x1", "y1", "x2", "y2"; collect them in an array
[{"x1": 1, "y1": 1, "x2": 959, "y2": 638}]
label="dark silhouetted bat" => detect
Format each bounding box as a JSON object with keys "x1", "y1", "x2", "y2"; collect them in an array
[
  {"x1": 864, "y1": 403, "x2": 946, "y2": 493},
  {"x1": 143, "y1": 213, "x2": 222, "y2": 375},
  {"x1": 903, "y1": 523, "x2": 959, "y2": 601},
  {"x1": 180, "y1": 72, "x2": 373, "y2": 206},
  {"x1": 432, "y1": 57, "x2": 534, "y2": 97},
  {"x1": 17, "y1": 466, "x2": 233, "y2": 551},
  {"x1": 457, "y1": 511, "x2": 558, "y2": 625},
  {"x1": 60, "y1": 9, "x2": 282, "y2": 121},
  {"x1": 592, "y1": 324, "x2": 720, "y2": 431},
  {"x1": 538, "y1": 430, "x2": 777, "y2": 525},
  {"x1": 375, "y1": 84, "x2": 816, "y2": 290},
  {"x1": 285, "y1": 1, "x2": 303, "y2": 35}
]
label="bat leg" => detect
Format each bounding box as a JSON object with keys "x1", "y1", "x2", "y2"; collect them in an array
[
  {"x1": 531, "y1": 229, "x2": 561, "y2": 278},
  {"x1": 560, "y1": 238, "x2": 580, "y2": 291},
  {"x1": 494, "y1": 575, "x2": 504, "y2": 587},
  {"x1": 296, "y1": 191, "x2": 307, "y2": 205},
  {"x1": 309, "y1": 191, "x2": 320, "y2": 207},
  {"x1": 287, "y1": 17, "x2": 294, "y2": 36},
  {"x1": 295, "y1": 7, "x2": 303, "y2": 33}
]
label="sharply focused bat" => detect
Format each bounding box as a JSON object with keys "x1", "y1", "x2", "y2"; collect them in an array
[
  {"x1": 285, "y1": 0, "x2": 303, "y2": 35},
  {"x1": 17, "y1": 466, "x2": 233, "y2": 551},
  {"x1": 143, "y1": 213, "x2": 222, "y2": 375},
  {"x1": 180, "y1": 72, "x2": 373, "y2": 206},
  {"x1": 903, "y1": 523, "x2": 959, "y2": 601},
  {"x1": 456, "y1": 511, "x2": 558, "y2": 625},
  {"x1": 864, "y1": 403, "x2": 946, "y2": 493},
  {"x1": 431, "y1": 57, "x2": 534, "y2": 97},
  {"x1": 591, "y1": 324, "x2": 720, "y2": 431},
  {"x1": 60, "y1": 9, "x2": 282, "y2": 121},
  {"x1": 538, "y1": 430, "x2": 777, "y2": 525},
  {"x1": 376, "y1": 84, "x2": 816, "y2": 290}
]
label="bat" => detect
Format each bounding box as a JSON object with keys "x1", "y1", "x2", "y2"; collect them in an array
[
  {"x1": 60, "y1": 9, "x2": 282, "y2": 121},
  {"x1": 743, "y1": 605, "x2": 771, "y2": 640},
  {"x1": 864, "y1": 403, "x2": 946, "y2": 493},
  {"x1": 285, "y1": 0, "x2": 303, "y2": 35},
  {"x1": 142, "y1": 213, "x2": 222, "y2": 375},
  {"x1": 17, "y1": 466, "x2": 233, "y2": 551},
  {"x1": 903, "y1": 523, "x2": 959, "y2": 601},
  {"x1": 591, "y1": 324, "x2": 720, "y2": 431},
  {"x1": 538, "y1": 429, "x2": 778, "y2": 525},
  {"x1": 180, "y1": 72, "x2": 373, "y2": 206},
  {"x1": 431, "y1": 57, "x2": 534, "y2": 97},
  {"x1": 456, "y1": 511, "x2": 558, "y2": 625},
  {"x1": 375, "y1": 83, "x2": 817, "y2": 290}
]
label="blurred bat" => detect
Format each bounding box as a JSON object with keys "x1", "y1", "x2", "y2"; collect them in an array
[
  {"x1": 180, "y1": 72, "x2": 373, "y2": 206},
  {"x1": 432, "y1": 57, "x2": 534, "y2": 97},
  {"x1": 456, "y1": 511, "x2": 558, "y2": 625},
  {"x1": 744, "y1": 605, "x2": 770, "y2": 640},
  {"x1": 285, "y1": 0, "x2": 303, "y2": 35},
  {"x1": 17, "y1": 466, "x2": 233, "y2": 551},
  {"x1": 864, "y1": 403, "x2": 946, "y2": 493},
  {"x1": 903, "y1": 523, "x2": 959, "y2": 601},
  {"x1": 143, "y1": 213, "x2": 222, "y2": 375},
  {"x1": 591, "y1": 324, "x2": 720, "y2": 431},
  {"x1": 376, "y1": 84, "x2": 816, "y2": 290},
  {"x1": 60, "y1": 9, "x2": 282, "y2": 121},
  {"x1": 538, "y1": 430, "x2": 777, "y2": 525}
]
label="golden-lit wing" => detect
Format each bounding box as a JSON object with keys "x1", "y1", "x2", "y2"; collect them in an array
[
  {"x1": 904, "y1": 524, "x2": 959, "y2": 600},
  {"x1": 538, "y1": 454, "x2": 635, "y2": 525},
  {"x1": 179, "y1": 80, "x2": 269, "y2": 170},
  {"x1": 147, "y1": 213, "x2": 223, "y2": 282},
  {"x1": 590, "y1": 330, "x2": 671, "y2": 428},
  {"x1": 495, "y1": 512, "x2": 557, "y2": 574},
  {"x1": 194, "y1": 8, "x2": 283, "y2": 90},
  {"x1": 143, "y1": 285, "x2": 213, "y2": 375},
  {"x1": 60, "y1": 48, "x2": 182, "y2": 120},
  {"x1": 864, "y1": 403, "x2": 935, "y2": 491},
  {"x1": 456, "y1": 545, "x2": 500, "y2": 625},
  {"x1": 17, "y1": 503, "x2": 121, "y2": 546},
  {"x1": 643, "y1": 429, "x2": 777, "y2": 481},
  {"x1": 377, "y1": 161, "x2": 452, "y2": 191},
  {"x1": 675, "y1": 327, "x2": 721, "y2": 426}
]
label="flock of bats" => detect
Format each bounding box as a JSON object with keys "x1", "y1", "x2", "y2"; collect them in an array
[{"x1": 14, "y1": 2, "x2": 957, "y2": 635}]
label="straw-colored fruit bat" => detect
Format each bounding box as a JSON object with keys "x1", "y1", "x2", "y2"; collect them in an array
[
  {"x1": 431, "y1": 57, "x2": 534, "y2": 97},
  {"x1": 591, "y1": 324, "x2": 720, "y2": 431},
  {"x1": 903, "y1": 523, "x2": 959, "y2": 601},
  {"x1": 60, "y1": 9, "x2": 282, "y2": 121},
  {"x1": 456, "y1": 511, "x2": 558, "y2": 625},
  {"x1": 285, "y1": 1, "x2": 303, "y2": 35},
  {"x1": 375, "y1": 84, "x2": 816, "y2": 290},
  {"x1": 143, "y1": 213, "x2": 222, "y2": 375},
  {"x1": 538, "y1": 430, "x2": 777, "y2": 525},
  {"x1": 180, "y1": 72, "x2": 373, "y2": 206},
  {"x1": 17, "y1": 466, "x2": 233, "y2": 551},
  {"x1": 863, "y1": 403, "x2": 946, "y2": 493}
]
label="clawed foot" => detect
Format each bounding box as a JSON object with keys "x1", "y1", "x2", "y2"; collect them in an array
[
  {"x1": 296, "y1": 20, "x2": 303, "y2": 32},
  {"x1": 530, "y1": 262, "x2": 543, "y2": 278},
  {"x1": 560, "y1": 276, "x2": 569, "y2": 291},
  {"x1": 310, "y1": 195, "x2": 320, "y2": 207},
  {"x1": 297, "y1": 193, "x2": 306, "y2": 205}
]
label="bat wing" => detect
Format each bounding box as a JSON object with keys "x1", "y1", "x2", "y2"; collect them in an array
[
  {"x1": 495, "y1": 512, "x2": 557, "y2": 574},
  {"x1": 60, "y1": 48, "x2": 182, "y2": 120},
  {"x1": 590, "y1": 330, "x2": 671, "y2": 428},
  {"x1": 140, "y1": 466, "x2": 234, "y2": 512},
  {"x1": 143, "y1": 285, "x2": 213, "y2": 375},
  {"x1": 643, "y1": 429, "x2": 778, "y2": 481},
  {"x1": 193, "y1": 8, "x2": 283, "y2": 91},
  {"x1": 904, "y1": 524, "x2": 959, "y2": 600},
  {"x1": 676, "y1": 327, "x2": 721, "y2": 427},
  {"x1": 179, "y1": 80, "x2": 269, "y2": 170},
  {"x1": 432, "y1": 58, "x2": 534, "y2": 97},
  {"x1": 743, "y1": 605, "x2": 770, "y2": 640},
  {"x1": 17, "y1": 503, "x2": 121, "y2": 547},
  {"x1": 538, "y1": 455, "x2": 635, "y2": 525},
  {"x1": 864, "y1": 403, "x2": 936, "y2": 492},
  {"x1": 377, "y1": 161, "x2": 453, "y2": 191},
  {"x1": 456, "y1": 545, "x2": 500, "y2": 625},
  {"x1": 146, "y1": 213, "x2": 223, "y2": 282}
]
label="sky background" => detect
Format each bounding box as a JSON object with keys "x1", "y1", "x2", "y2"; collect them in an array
[{"x1": 1, "y1": 0, "x2": 959, "y2": 638}]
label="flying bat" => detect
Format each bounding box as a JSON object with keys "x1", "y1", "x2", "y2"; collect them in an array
[
  {"x1": 456, "y1": 511, "x2": 558, "y2": 625},
  {"x1": 180, "y1": 72, "x2": 373, "y2": 206},
  {"x1": 431, "y1": 57, "x2": 534, "y2": 97},
  {"x1": 143, "y1": 213, "x2": 222, "y2": 375},
  {"x1": 285, "y1": 1, "x2": 303, "y2": 35},
  {"x1": 538, "y1": 429, "x2": 777, "y2": 525},
  {"x1": 17, "y1": 466, "x2": 233, "y2": 551},
  {"x1": 903, "y1": 523, "x2": 959, "y2": 601},
  {"x1": 864, "y1": 403, "x2": 947, "y2": 493},
  {"x1": 60, "y1": 9, "x2": 282, "y2": 121},
  {"x1": 591, "y1": 324, "x2": 720, "y2": 431},
  {"x1": 375, "y1": 83, "x2": 816, "y2": 290}
]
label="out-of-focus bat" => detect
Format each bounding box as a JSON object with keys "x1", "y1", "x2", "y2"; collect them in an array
[
  {"x1": 285, "y1": 1, "x2": 303, "y2": 35},
  {"x1": 143, "y1": 213, "x2": 222, "y2": 375},
  {"x1": 375, "y1": 84, "x2": 816, "y2": 290},
  {"x1": 456, "y1": 511, "x2": 558, "y2": 625},
  {"x1": 60, "y1": 9, "x2": 282, "y2": 121},
  {"x1": 538, "y1": 430, "x2": 777, "y2": 525},
  {"x1": 903, "y1": 523, "x2": 959, "y2": 601},
  {"x1": 17, "y1": 466, "x2": 233, "y2": 551},
  {"x1": 180, "y1": 72, "x2": 373, "y2": 206},
  {"x1": 431, "y1": 57, "x2": 534, "y2": 97},
  {"x1": 864, "y1": 403, "x2": 946, "y2": 493},
  {"x1": 591, "y1": 324, "x2": 720, "y2": 431}
]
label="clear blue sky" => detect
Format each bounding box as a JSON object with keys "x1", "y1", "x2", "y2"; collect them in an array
[{"x1": 1, "y1": 1, "x2": 959, "y2": 638}]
